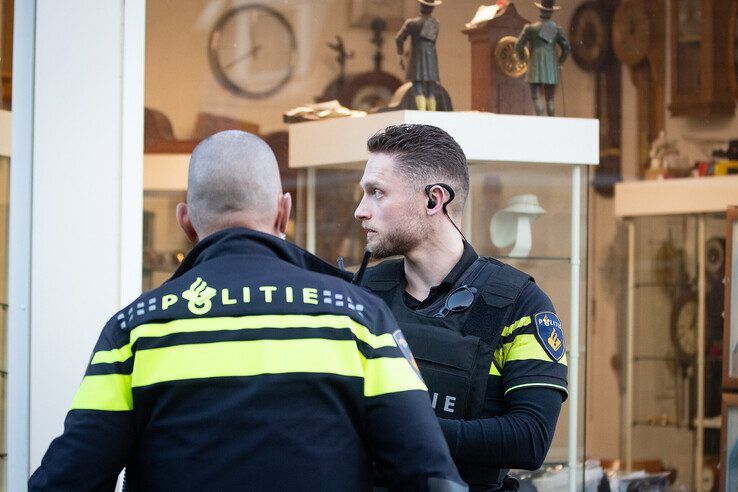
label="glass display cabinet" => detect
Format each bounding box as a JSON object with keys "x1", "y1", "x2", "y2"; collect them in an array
[
  {"x1": 142, "y1": 157, "x2": 191, "y2": 290},
  {"x1": 141, "y1": 191, "x2": 190, "y2": 292},
  {"x1": 615, "y1": 176, "x2": 738, "y2": 492},
  {"x1": 289, "y1": 110, "x2": 598, "y2": 490},
  {"x1": 141, "y1": 110, "x2": 598, "y2": 489}
]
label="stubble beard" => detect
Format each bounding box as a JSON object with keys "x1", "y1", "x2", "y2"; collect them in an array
[{"x1": 370, "y1": 217, "x2": 430, "y2": 260}]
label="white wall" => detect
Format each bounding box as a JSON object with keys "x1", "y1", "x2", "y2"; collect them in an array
[{"x1": 23, "y1": 0, "x2": 144, "y2": 474}]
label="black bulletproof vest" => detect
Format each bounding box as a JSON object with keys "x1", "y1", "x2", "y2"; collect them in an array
[{"x1": 362, "y1": 257, "x2": 531, "y2": 491}]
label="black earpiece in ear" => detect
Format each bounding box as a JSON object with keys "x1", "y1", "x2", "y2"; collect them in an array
[
  {"x1": 425, "y1": 184, "x2": 437, "y2": 209},
  {"x1": 423, "y1": 182, "x2": 467, "y2": 243},
  {"x1": 425, "y1": 183, "x2": 455, "y2": 212}
]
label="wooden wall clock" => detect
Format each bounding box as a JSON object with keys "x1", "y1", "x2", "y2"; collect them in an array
[
  {"x1": 571, "y1": 1, "x2": 612, "y2": 72},
  {"x1": 669, "y1": 0, "x2": 735, "y2": 117},
  {"x1": 612, "y1": 0, "x2": 666, "y2": 175},
  {"x1": 570, "y1": 0, "x2": 621, "y2": 197}
]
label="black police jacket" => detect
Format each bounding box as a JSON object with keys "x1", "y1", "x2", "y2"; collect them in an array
[
  {"x1": 362, "y1": 253, "x2": 568, "y2": 491},
  {"x1": 29, "y1": 228, "x2": 466, "y2": 492}
]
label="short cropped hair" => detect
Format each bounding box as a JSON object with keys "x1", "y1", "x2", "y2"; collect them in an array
[{"x1": 366, "y1": 124, "x2": 469, "y2": 211}]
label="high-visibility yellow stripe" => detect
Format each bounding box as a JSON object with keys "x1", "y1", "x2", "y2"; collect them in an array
[
  {"x1": 131, "y1": 338, "x2": 365, "y2": 388},
  {"x1": 501, "y1": 316, "x2": 532, "y2": 338},
  {"x1": 495, "y1": 348, "x2": 503, "y2": 367},
  {"x1": 131, "y1": 337, "x2": 423, "y2": 397},
  {"x1": 361, "y1": 355, "x2": 427, "y2": 397},
  {"x1": 91, "y1": 345, "x2": 133, "y2": 365},
  {"x1": 503, "y1": 334, "x2": 568, "y2": 365},
  {"x1": 90, "y1": 314, "x2": 395, "y2": 367},
  {"x1": 71, "y1": 374, "x2": 132, "y2": 411},
  {"x1": 492, "y1": 333, "x2": 568, "y2": 374}
]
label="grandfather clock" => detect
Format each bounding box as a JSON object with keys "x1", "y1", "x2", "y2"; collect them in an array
[
  {"x1": 463, "y1": 3, "x2": 533, "y2": 114},
  {"x1": 612, "y1": 0, "x2": 666, "y2": 175}
]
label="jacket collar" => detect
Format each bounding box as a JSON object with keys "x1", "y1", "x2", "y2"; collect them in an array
[{"x1": 168, "y1": 227, "x2": 353, "y2": 283}]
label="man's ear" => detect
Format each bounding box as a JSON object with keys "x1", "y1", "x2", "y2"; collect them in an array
[
  {"x1": 176, "y1": 203, "x2": 199, "y2": 243},
  {"x1": 275, "y1": 192, "x2": 292, "y2": 237},
  {"x1": 426, "y1": 186, "x2": 445, "y2": 216}
]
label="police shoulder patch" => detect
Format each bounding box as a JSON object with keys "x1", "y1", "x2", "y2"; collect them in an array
[
  {"x1": 533, "y1": 312, "x2": 565, "y2": 361},
  {"x1": 392, "y1": 329, "x2": 423, "y2": 380}
]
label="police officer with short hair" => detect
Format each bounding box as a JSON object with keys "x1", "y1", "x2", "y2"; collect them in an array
[
  {"x1": 29, "y1": 130, "x2": 466, "y2": 492},
  {"x1": 354, "y1": 124, "x2": 568, "y2": 492}
]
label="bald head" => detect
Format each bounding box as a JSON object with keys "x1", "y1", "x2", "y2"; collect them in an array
[{"x1": 185, "y1": 130, "x2": 284, "y2": 238}]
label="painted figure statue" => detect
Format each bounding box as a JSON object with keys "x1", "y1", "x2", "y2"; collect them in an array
[
  {"x1": 515, "y1": 0, "x2": 570, "y2": 116},
  {"x1": 396, "y1": 0, "x2": 443, "y2": 111}
]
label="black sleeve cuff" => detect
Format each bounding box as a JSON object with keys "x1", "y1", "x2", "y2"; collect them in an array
[{"x1": 437, "y1": 418, "x2": 461, "y2": 459}]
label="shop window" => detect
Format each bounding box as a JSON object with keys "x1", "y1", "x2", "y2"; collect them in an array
[
  {"x1": 0, "y1": 156, "x2": 9, "y2": 488},
  {"x1": 142, "y1": 191, "x2": 190, "y2": 292}
]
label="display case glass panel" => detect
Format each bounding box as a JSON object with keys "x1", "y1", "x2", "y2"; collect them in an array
[
  {"x1": 313, "y1": 168, "x2": 365, "y2": 268},
  {"x1": 469, "y1": 162, "x2": 588, "y2": 469},
  {"x1": 629, "y1": 213, "x2": 725, "y2": 490},
  {"x1": 296, "y1": 157, "x2": 590, "y2": 487},
  {"x1": 142, "y1": 191, "x2": 191, "y2": 291}
]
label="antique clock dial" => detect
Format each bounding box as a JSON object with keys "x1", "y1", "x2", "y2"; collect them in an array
[
  {"x1": 494, "y1": 36, "x2": 529, "y2": 78},
  {"x1": 612, "y1": 0, "x2": 651, "y2": 67},
  {"x1": 208, "y1": 4, "x2": 297, "y2": 99},
  {"x1": 671, "y1": 293, "x2": 698, "y2": 360},
  {"x1": 570, "y1": 1, "x2": 611, "y2": 72},
  {"x1": 705, "y1": 237, "x2": 726, "y2": 282}
]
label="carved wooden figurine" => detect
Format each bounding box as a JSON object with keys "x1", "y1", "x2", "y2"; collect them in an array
[{"x1": 514, "y1": 0, "x2": 570, "y2": 116}]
